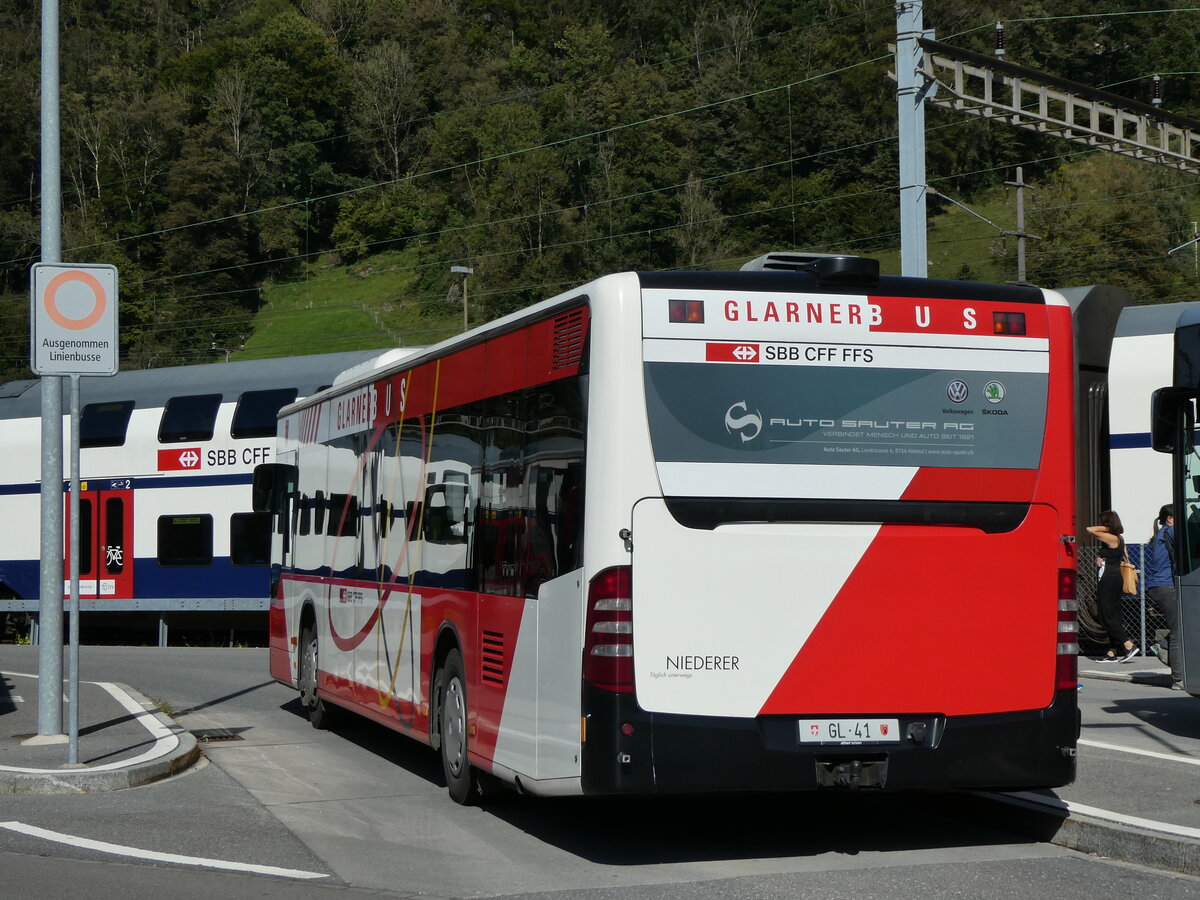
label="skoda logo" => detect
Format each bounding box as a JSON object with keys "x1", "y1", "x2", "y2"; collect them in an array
[
  {"x1": 725, "y1": 401, "x2": 763, "y2": 443},
  {"x1": 946, "y1": 380, "x2": 969, "y2": 403},
  {"x1": 984, "y1": 381, "x2": 1006, "y2": 403}
]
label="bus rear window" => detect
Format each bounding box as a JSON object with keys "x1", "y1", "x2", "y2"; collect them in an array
[{"x1": 644, "y1": 361, "x2": 1047, "y2": 470}]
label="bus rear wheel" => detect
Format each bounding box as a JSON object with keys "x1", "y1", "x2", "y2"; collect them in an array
[
  {"x1": 436, "y1": 649, "x2": 477, "y2": 804},
  {"x1": 299, "y1": 624, "x2": 340, "y2": 730}
]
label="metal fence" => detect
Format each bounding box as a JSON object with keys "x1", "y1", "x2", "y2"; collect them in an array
[{"x1": 1077, "y1": 541, "x2": 1168, "y2": 657}]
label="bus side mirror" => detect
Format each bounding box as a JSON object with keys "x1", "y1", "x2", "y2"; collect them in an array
[
  {"x1": 252, "y1": 463, "x2": 297, "y2": 513},
  {"x1": 1151, "y1": 387, "x2": 1195, "y2": 454}
]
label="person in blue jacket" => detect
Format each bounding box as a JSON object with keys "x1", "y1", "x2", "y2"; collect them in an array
[{"x1": 1145, "y1": 504, "x2": 1184, "y2": 690}]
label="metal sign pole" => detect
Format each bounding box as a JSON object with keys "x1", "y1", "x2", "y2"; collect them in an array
[
  {"x1": 896, "y1": 0, "x2": 929, "y2": 278},
  {"x1": 67, "y1": 374, "x2": 81, "y2": 765},
  {"x1": 36, "y1": 0, "x2": 65, "y2": 740}
]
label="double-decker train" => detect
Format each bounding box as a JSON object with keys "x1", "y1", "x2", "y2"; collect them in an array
[{"x1": 0, "y1": 350, "x2": 381, "y2": 644}]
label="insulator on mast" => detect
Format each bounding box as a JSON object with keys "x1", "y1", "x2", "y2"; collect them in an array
[
  {"x1": 994, "y1": 22, "x2": 1005, "y2": 57},
  {"x1": 1152, "y1": 73, "x2": 1163, "y2": 107}
]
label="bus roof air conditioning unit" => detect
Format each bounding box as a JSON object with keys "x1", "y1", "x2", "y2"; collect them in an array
[{"x1": 739, "y1": 252, "x2": 879, "y2": 287}]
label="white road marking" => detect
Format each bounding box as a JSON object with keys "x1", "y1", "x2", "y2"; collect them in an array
[
  {"x1": 1002, "y1": 792, "x2": 1200, "y2": 841},
  {"x1": 0, "y1": 821, "x2": 328, "y2": 880},
  {"x1": 1078, "y1": 737, "x2": 1200, "y2": 767},
  {"x1": 0, "y1": 672, "x2": 178, "y2": 774}
]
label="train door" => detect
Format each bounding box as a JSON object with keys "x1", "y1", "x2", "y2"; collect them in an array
[{"x1": 65, "y1": 481, "x2": 134, "y2": 601}]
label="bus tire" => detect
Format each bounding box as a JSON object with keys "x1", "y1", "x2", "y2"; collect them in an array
[
  {"x1": 299, "y1": 624, "x2": 340, "y2": 730},
  {"x1": 436, "y1": 648, "x2": 477, "y2": 804}
]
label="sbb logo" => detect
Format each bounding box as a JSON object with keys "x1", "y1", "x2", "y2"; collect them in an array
[{"x1": 158, "y1": 448, "x2": 202, "y2": 471}]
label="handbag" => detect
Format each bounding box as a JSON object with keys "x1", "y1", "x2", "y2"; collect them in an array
[{"x1": 1119, "y1": 544, "x2": 1139, "y2": 595}]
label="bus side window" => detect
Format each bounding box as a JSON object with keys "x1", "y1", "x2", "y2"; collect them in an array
[
  {"x1": 524, "y1": 378, "x2": 586, "y2": 588},
  {"x1": 479, "y1": 393, "x2": 526, "y2": 597},
  {"x1": 424, "y1": 483, "x2": 469, "y2": 544}
]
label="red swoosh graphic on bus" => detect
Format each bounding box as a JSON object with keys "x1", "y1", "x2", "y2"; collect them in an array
[
  {"x1": 327, "y1": 591, "x2": 384, "y2": 651},
  {"x1": 327, "y1": 375, "x2": 432, "y2": 652},
  {"x1": 759, "y1": 504, "x2": 1059, "y2": 717}
]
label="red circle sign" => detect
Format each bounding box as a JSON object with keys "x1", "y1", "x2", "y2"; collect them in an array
[{"x1": 44, "y1": 269, "x2": 107, "y2": 330}]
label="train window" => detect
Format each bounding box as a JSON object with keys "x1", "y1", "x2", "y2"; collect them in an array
[
  {"x1": 104, "y1": 497, "x2": 124, "y2": 574},
  {"x1": 80, "y1": 400, "x2": 135, "y2": 448},
  {"x1": 230, "y1": 512, "x2": 271, "y2": 565},
  {"x1": 231, "y1": 388, "x2": 298, "y2": 439},
  {"x1": 157, "y1": 515, "x2": 213, "y2": 566},
  {"x1": 78, "y1": 498, "x2": 94, "y2": 575},
  {"x1": 159, "y1": 394, "x2": 222, "y2": 443}
]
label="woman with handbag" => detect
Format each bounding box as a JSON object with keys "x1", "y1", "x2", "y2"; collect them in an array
[{"x1": 1087, "y1": 509, "x2": 1140, "y2": 662}]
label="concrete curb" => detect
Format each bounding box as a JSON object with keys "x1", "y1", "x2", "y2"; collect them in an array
[
  {"x1": 1079, "y1": 669, "x2": 1172, "y2": 688},
  {"x1": 0, "y1": 684, "x2": 200, "y2": 795},
  {"x1": 973, "y1": 790, "x2": 1200, "y2": 877}
]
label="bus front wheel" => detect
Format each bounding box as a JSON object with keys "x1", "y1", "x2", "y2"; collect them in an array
[
  {"x1": 299, "y1": 625, "x2": 341, "y2": 730},
  {"x1": 436, "y1": 649, "x2": 477, "y2": 804}
]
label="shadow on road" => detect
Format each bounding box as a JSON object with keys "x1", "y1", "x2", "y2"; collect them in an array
[
  {"x1": 1099, "y1": 695, "x2": 1200, "y2": 741},
  {"x1": 278, "y1": 695, "x2": 1038, "y2": 865}
]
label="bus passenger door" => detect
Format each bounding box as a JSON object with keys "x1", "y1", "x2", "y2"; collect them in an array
[
  {"x1": 1175, "y1": 424, "x2": 1200, "y2": 696},
  {"x1": 65, "y1": 482, "x2": 134, "y2": 602},
  {"x1": 1153, "y1": 385, "x2": 1200, "y2": 697}
]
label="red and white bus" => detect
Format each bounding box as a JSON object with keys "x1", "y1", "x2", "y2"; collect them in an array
[{"x1": 259, "y1": 253, "x2": 1079, "y2": 802}]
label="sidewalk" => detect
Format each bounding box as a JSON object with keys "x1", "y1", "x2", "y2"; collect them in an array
[
  {"x1": 0, "y1": 669, "x2": 199, "y2": 793},
  {"x1": 978, "y1": 653, "x2": 1200, "y2": 876}
]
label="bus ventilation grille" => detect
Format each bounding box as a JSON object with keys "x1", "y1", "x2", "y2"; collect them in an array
[
  {"x1": 481, "y1": 630, "x2": 506, "y2": 685},
  {"x1": 551, "y1": 309, "x2": 587, "y2": 370}
]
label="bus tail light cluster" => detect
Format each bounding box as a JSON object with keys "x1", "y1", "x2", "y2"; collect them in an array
[
  {"x1": 584, "y1": 566, "x2": 634, "y2": 694},
  {"x1": 992, "y1": 311, "x2": 1027, "y2": 335},
  {"x1": 1056, "y1": 568, "x2": 1079, "y2": 691},
  {"x1": 668, "y1": 300, "x2": 705, "y2": 323}
]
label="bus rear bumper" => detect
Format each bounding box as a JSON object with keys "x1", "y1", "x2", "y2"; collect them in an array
[{"x1": 581, "y1": 687, "x2": 1078, "y2": 795}]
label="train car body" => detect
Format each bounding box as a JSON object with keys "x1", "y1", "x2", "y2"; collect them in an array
[{"x1": 0, "y1": 350, "x2": 382, "y2": 642}]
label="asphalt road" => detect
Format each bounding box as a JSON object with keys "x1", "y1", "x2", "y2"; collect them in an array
[{"x1": 1, "y1": 645, "x2": 1197, "y2": 900}]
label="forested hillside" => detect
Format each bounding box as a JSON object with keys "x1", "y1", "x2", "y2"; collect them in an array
[{"x1": 2, "y1": 0, "x2": 1199, "y2": 378}]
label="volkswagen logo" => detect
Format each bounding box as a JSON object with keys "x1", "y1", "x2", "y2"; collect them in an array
[
  {"x1": 725, "y1": 401, "x2": 763, "y2": 442},
  {"x1": 946, "y1": 380, "x2": 969, "y2": 403}
]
